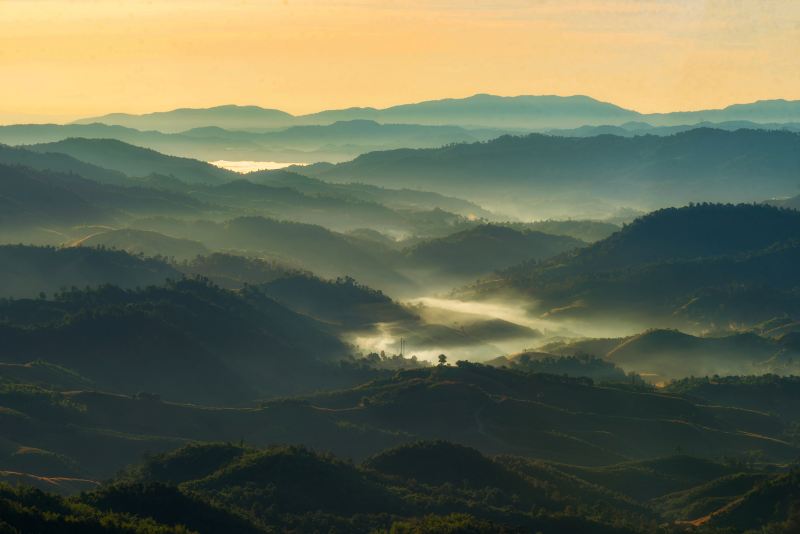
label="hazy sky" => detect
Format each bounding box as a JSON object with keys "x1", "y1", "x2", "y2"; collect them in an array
[{"x1": 1, "y1": 0, "x2": 798, "y2": 121}]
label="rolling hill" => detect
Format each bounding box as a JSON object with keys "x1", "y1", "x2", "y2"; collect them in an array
[
  {"x1": 0, "y1": 278, "x2": 351, "y2": 403},
  {"x1": 0, "y1": 143, "x2": 128, "y2": 184},
  {"x1": 132, "y1": 216, "x2": 413, "y2": 293},
  {"x1": 26, "y1": 138, "x2": 235, "y2": 184},
  {"x1": 2, "y1": 362, "x2": 796, "y2": 479},
  {"x1": 247, "y1": 169, "x2": 493, "y2": 220},
  {"x1": 402, "y1": 224, "x2": 584, "y2": 281},
  {"x1": 0, "y1": 164, "x2": 205, "y2": 241},
  {"x1": 0, "y1": 245, "x2": 178, "y2": 298},
  {"x1": 69, "y1": 229, "x2": 209, "y2": 261},
  {"x1": 465, "y1": 204, "x2": 800, "y2": 328},
  {"x1": 545, "y1": 329, "x2": 800, "y2": 381},
  {"x1": 309, "y1": 129, "x2": 800, "y2": 215}
]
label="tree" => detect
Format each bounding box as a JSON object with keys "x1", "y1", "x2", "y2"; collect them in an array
[{"x1": 438, "y1": 354, "x2": 447, "y2": 366}]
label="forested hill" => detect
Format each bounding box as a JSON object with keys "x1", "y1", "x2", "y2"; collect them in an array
[
  {"x1": 467, "y1": 204, "x2": 800, "y2": 327},
  {"x1": 311, "y1": 129, "x2": 800, "y2": 208}
]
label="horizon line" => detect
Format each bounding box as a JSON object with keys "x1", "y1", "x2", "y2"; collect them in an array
[{"x1": 3, "y1": 92, "x2": 799, "y2": 126}]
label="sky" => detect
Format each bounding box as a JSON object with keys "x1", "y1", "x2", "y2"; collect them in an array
[{"x1": 1, "y1": 0, "x2": 798, "y2": 122}]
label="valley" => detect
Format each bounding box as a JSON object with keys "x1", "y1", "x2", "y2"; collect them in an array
[{"x1": 3, "y1": 16, "x2": 800, "y2": 527}]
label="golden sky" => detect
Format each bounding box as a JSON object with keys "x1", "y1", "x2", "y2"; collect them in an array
[{"x1": 1, "y1": 0, "x2": 798, "y2": 121}]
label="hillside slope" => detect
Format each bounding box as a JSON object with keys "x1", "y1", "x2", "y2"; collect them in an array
[
  {"x1": 312, "y1": 129, "x2": 800, "y2": 214},
  {"x1": 466, "y1": 204, "x2": 800, "y2": 328}
]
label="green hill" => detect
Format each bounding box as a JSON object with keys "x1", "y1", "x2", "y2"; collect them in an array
[
  {"x1": 3, "y1": 362, "x2": 796, "y2": 483},
  {"x1": 306, "y1": 363, "x2": 797, "y2": 465},
  {"x1": 488, "y1": 353, "x2": 628, "y2": 382},
  {"x1": 466, "y1": 204, "x2": 800, "y2": 328},
  {"x1": 664, "y1": 375, "x2": 800, "y2": 422},
  {"x1": 605, "y1": 330, "x2": 790, "y2": 380},
  {"x1": 133, "y1": 216, "x2": 412, "y2": 293},
  {"x1": 0, "y1": 143, "x2": 127, "y2": 184},
  {"x1": 0, "y1": 245, "x2": 178, "y2": 298},
  {"x1": 27, "y1": 138, "x2": 235, "y2": 184},
  {"x1": 513, "y1": 219, "x2": 620, "y2": 243},
  {"x1": 0, "y1": 278, "x2": 350, "y2": 403},
  {"x1": 653, "y1": 472, "x2": 769, "y2": 522},
  {"x1": 260, "y1": 274, "x2": 415, "y2": 328},
  {"x1": 311, "y1": 129, "x2": 800, "y2": 215},
  {"x1": 703, "y1": 470, "x2": 800, "y2": 530},
  {"x1": 0, "y1": 164, "x2": 111, "y2": 230},
  {"x1": 0, "y1": 164, "x2": 204, "y2": 241},
  {"x1": 364, "y1": 440, "x2": 531, "y2": 491},
  {"x1": 538, "y1": 329, "x2": 800, "y2": 381},
  {"x1": 176, "y1": 253, "x2": 301, "y2": 289},
  {"x1": 195, "y1": 178, "x2": 412, "y2": 233},
  {"x1": 403, "y1": 224, "x2": 584, "y2": 281},
  {"x1": 71, "y1": 229, "x2": 209, "y2": 262},
  {"x1": 112, "y1": 441, "x2": 643, "y2": 533},
  {"x1": 0, "y1": 482, "x2": 190, "y2": 533},
  {"x1": 247, "y1": 169, "x2": 493, "y2": 220}
]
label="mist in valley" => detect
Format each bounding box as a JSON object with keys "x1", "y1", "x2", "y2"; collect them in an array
[{"x1": 4, "y1": 2, "x2": 800, "y2": 531}]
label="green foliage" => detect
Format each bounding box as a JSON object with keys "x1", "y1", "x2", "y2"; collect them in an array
[
  {"x1": 471, "y1": 203, "x2": 800, "y2": 329},
  {"x1": 120, "y1": 443, "x2": 249, "y2": 485},
  {"x1": 496, "y1": 353, "x2": 627, "y2": 382},
  {"x1": 0, "y1": 483, "x2": 192, "y2": 533},
  {"x1": 177, "y1": 253, "x2": 302, "y2": 289},
  {"x1": 260, "y1": 274, "x2": 415, "y2": 328},
  {"x1": 314, "y1": 128, "x2": 800, "y2": 220},
  {"x1": 384, "y1": 514, "x2": 521, "y2": 533},
  {"x1": 103, "y1": 442, "x2": 649, "y2": 533},
  {"x1": 27, "y1": 138, "x2": 234, "y2": 184},
  {"x1": 0, "y1": 277, "x2": 356, "y2": 403},
  {"x1": 82, "y1": 482, "x2": 260, "y2": 534},
  {"x1": 403, "y1": 224, "x2": 584, "y2": 279},
  {"x1": 0, "y1": 245, "x2": 178, "y2": 299},
  {"x1": 509, "y1": 219, "x2": 620, "y2": 243}
]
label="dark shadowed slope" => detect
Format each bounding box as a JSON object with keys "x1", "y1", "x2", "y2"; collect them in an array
[
  {"x1": 0, "y1": 245, "x2": 178, "y2": 298},
  {"x1": 546, "y1": 329, "x2": 800, "y2": 380},
  {"x1": 69, "y1": 229, "x2": 209, "y2": 261},
  {"x1": 311, "y1": 129, "x2": 800, "y2": 211},
  {"x1": 26, "y1": 138, "x2": 235, "y2": 184},
  {"x1": 0, "y1": 278, "x2": 350, "y2": 403},
  {"x1": 467, "y1": 204, "x2": 800, "y2": 328},
  {"x1": 0, "y1": 164, "x2": 205, "y2": 240},
  {"x1": 246, "y1": 169, "x2": 493, "y2": 219},
  {"x1": 403, "y1": 224, "x2": 584, "y2": 279},
  {"x1": 0, "y1": 143, "x2": 128, "y2": 184},
  {"x1": 133, "y1": 216, "x2": 413, "y2": 293}
]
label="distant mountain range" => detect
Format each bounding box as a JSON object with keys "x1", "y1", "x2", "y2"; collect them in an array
[
  {"x1": 308, "y1": 128, "x2": 800, "y2": 216},
  {"x1": 0, "y1": 120, "x2": 496, "y2": 163},
  {"x1": 71, "y1": 94, "x2": 800, "y2": 131},
  {"x1": 0, "y1": 95, "x2": 797, "y2": 166},
  {"x1": 547, "y1": 119, "x2": 800, "y2": 138}
]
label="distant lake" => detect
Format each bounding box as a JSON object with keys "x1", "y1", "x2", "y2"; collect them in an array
[{"x1": 209, "y1": 160, "x2": 308, "y2": 173}]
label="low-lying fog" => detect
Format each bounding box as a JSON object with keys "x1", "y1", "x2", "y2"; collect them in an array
[
  {"x1": 210, "y1": 160, "x2": 307, "y2": 172},
  {"x1": 348, "y1": 295, "x2": 648, "y2": 364}
]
